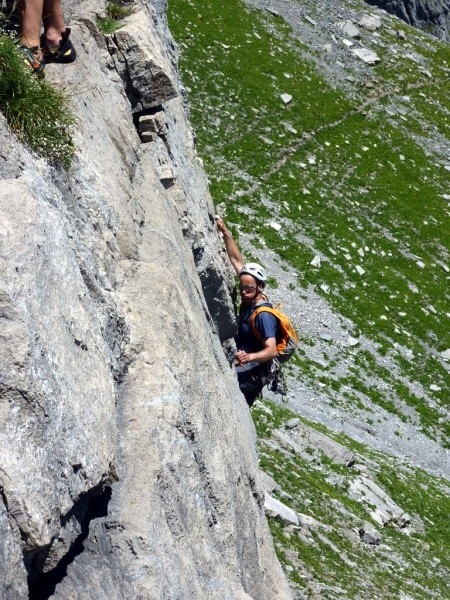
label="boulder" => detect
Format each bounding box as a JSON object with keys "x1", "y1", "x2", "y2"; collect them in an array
[
  {"x1": 264, "y1": 493, "x2": 299, "y2": 525},
  {"x1": 280, "y1": 93, "x2": 293, "y2": 104},
  {"x1": 358, "y1": 13, "x2": 383, "y2": 30},
  {"x1": 349, "y1": 476, "x2": 411, "y2": 528},
  {"x1": 351, "y1": 47, "x2": 381, "y2": 64},
  {"x1": 358, "y1": 521, "x2": 382, "y2": 545},
  {"x1": 110, "y1": 10, "x2": 178, "y2": 109},
  {"x1": 336, "y1": 20, "x2": 361, "y2": 38},
  {"x1": 281, "y1": 422, "x2": 357, "y2": 467}
]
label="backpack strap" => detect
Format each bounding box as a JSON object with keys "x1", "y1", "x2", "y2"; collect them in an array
[
  {"x1": 250, "y1": 304, "x2": 298, "y2": 361},
  {"x1": 248, "y1": 305, "x2": 275, "y2": 344}
]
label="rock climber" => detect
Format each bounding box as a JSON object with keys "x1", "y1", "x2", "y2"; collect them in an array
[
  {"x1": 216, "y1": 216, "x2": 277, "y2": 407},
  {"x1": 16, "y1": 0, "x2": 76, "y2": 74}
]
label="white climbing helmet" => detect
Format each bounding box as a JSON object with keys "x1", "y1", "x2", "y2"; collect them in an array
[{"x1": 239, "y1": 262, "x2": 267, "y2": 282}]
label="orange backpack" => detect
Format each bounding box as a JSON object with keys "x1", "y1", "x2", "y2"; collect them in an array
[{"x1": 249, "y1": 303, "x2": 298, "y2": 363}]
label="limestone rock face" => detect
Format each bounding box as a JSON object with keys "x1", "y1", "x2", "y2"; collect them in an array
[
  {"x1": 364, "y1": 0, "x2": 450, "y2": 40},
  {"x1": 0, "y1": 1, "x2": 291, "y2": 598}
]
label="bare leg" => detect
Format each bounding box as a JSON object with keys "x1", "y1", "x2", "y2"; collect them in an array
[
  {"x1": 17, "y1": 0, "x2": 44, "y2": 48},
  {"x1": 42, "y1": 0, "x2": 66, "y2": 45}
]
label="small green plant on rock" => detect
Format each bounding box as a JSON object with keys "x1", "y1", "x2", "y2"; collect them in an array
[
  {"x1": 0, "y1": 33, "x2": 75, "y2": 167},
  {"x1": 98, "y1": 2, "x2": 135, "y2": 35}
]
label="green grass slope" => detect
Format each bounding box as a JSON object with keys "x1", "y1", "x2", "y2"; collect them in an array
[
  {"x1": 168, "y1": 0, "x2": 449, "y2": 445},
  {"x1": 253, "y1": 398, "x2": 449, "y2": 599},
  {"x1": 168, "y1": 0, "x2": 449, "y2": 595}
]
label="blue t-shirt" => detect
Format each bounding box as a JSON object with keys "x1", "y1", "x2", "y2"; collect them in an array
[{"x1": 236, "y1": 304, "x2": 277, "y2": 353}]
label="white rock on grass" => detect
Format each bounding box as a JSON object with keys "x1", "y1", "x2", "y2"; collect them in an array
[
  {"x1": 285, "y1": 421, "x2": 357, "y2": 467},
  {"x1": 429, "y1": 384, "x2": 441, "y2": 392},
  {"x1": 358, "y1": 522, "x2": 382, "y2": 545},
  {"x1": 351, "y1": 47, "x2": 380, "y2": 65},
  {"x1": 310, "y1": 255, "x2": 321, "y2": 268},
  {"x1": 358, "y1": 14, "x2": 382, "y2": 30},
  {"x1": 264, "y1": 493, "x2": 299, "y2": 525},
  {"x1": 336, "y1": 21, "x2": 361, "y2": 38},
  {"x1": 440, "y1": 349, "x2": 450, "y2": 361},
  {"x1": 349, "y1": 477, "x2": 410, "y2": 529},
  {"x1": 269, "y1": 221, "x2": 282, "y2": 231},
  {"x1": 280, "y1": 93, "x2": 292, "y2": 104},
  {"x1": 285, "y1": 124, "x2": 298, "y2": 134}
]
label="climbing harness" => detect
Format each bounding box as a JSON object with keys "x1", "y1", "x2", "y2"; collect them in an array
[{"x1": 266, "y1": 358, "x2": 288, "y2": 402}]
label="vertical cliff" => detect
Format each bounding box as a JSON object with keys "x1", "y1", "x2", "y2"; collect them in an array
[
  {"x1": 0, "y1": 1, "x2": 291, "y2": 598},
  {"x1": 364, "y1": 0, "x2": 450, "y2": 40}
]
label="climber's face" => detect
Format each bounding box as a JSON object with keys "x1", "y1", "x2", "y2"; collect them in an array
[{"x1": 239, "y1": 274, "x2": 261, "y2": 304}]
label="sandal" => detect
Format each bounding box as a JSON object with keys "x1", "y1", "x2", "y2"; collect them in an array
[{"x1": 41, "y1": 28, "x2": 76, "y2": 64}]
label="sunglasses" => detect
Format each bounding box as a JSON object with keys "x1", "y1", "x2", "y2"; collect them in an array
[{"x1": 239, "y1": 283, "x2": 257, "y2": 293}]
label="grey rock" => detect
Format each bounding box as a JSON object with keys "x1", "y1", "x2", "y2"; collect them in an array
[
  {"x1": 320, "y1": 333, "x2": 333, "y2": 341},
  {"x1": 441, "y1": 349, "x2": 450, "y2": 361},
  {"x1": 260, "y1": 471, "x2": 280, "y2": 494},
  {"x1": 266, "y1": 7, "x2": 281, "y2": 18},
  {"x1": 363, "y1": 0, "x2": 450, "y2": 41},
  {"x1": 140, "y1": 131, "x2": 156, "y2": 143},
  {"x1": 359, "y1": 521, "x2": 382, "y2": 545},
  {"x1": 0, "y1": 2, "x2": 291, "y2": 598},
  {"x1": 297, "y1": 513, "x2": 321, "y2": 531},
  {"x1": 272, "y1": 430, "x2": 315, "y2": 463},
  {"x1": 358, "y1": 13, "x2": 383, "y2": 30},
  {"x1": 139, "y1": 111, "x2": 167, "y2": 137},
  {"x1": 304, "y1": 15, "x2": 317, "y2": 27},
  {"x1": 264, "y1": 493, "x2": 299, "y2": 525},
  {"x1": 349, "y1": 476, "x2": 411, "y2": 528},
  {"x1": 317, "y1": 584, "x2": 347, "y2": 594},
  {"x1": 346, "y1": 335, "x2": 361, "y2": 347},
  {"x1": 310, "y1": 255, "x2": 321, "y2": 268},
  {"x1": 283, "y1": 422, "x2": 356, "y2": 467},
  {"x1": 336, "y1": 20, "x2": 361, "y2": 38},
  {"x1": 0, "y1": 499, "x2": 28, "y2": 599},
  {"x1": 110, "y1": 10, "x2": 178, "y2": 109},
  {"x1": 351, "y1": 47, "x2": 381, "y2": 64}
]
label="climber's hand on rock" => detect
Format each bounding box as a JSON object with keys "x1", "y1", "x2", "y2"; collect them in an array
[{"x1": 215, "y1": 215, "x2": 227, "y2": 234}]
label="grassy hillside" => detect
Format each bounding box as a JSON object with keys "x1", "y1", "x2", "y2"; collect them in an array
[
  {"x1": 252, "y1": 398, "x2": 449, "y2": 599},
  {"x1": 168, "y1": 0, "x2": 449, "y2": 443},
  {"x1": 168, "y1": 0, "x2": 449, "y2": 596}
]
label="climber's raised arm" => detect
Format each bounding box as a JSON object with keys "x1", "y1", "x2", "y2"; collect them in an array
[{"x1": 215, "y1": 216, "x2": 244, "y2": 275}]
